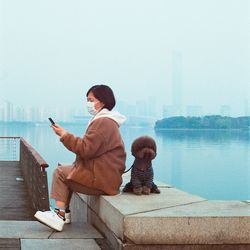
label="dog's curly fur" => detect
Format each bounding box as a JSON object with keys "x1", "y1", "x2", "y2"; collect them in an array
[{"x1": 123, "y1": 136, "x2": 160, "y2": 195}]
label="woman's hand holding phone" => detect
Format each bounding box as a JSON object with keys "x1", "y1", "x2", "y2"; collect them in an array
[
  {"x1": 48, "y1": 118, "x2": 67, "y2": 137},
  {"x1": 48, "y1": 117, "x2": 55, "y2": 125}
]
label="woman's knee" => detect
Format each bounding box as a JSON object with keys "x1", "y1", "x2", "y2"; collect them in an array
[
  {"x1": 53, "y1": 166, "x2": 62, "y2": 176},
  {"x1": 54, "y1": 165, "x2": 73, "y2": 182},
  {"x1": 52, "y1": 166, "x2": 68, "y2": 182}
]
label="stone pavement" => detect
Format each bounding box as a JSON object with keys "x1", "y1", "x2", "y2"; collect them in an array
[{"x1": 0, "y1": 220, "x2": 103, "y2": 250}]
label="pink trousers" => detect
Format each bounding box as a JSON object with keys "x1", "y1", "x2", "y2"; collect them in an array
[{"x1": 50, "y1": 165, "x2": 104, "y2": 206}]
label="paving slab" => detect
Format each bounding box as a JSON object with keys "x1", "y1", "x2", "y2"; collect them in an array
[
  {"x1": 89, "y1": 188, "x2": 205, "y2": 216},
  {"x1": 0, "y1": 238, "x2": 20, "y2": 249},
  {"x1": 21, "y1": 239, "x2": 100, "y2": 250},
  {"x1": 50, "y1": 222, "x2": 103, "y2": 239},
  {"x1": 0, "y1": 220, "x2": 53, "y2": 239},
  {"x1": 128, "y1": 200, "x2": 250, "y2": 217},
  {"x1": 124, "y1": 200, "x2": 250, "y2": 244},
  {"x1": 79, "y1": 188, "x2": 205, "y2": 240}
]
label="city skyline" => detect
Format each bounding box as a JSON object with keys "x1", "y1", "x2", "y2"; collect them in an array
[
  {"x1": 0, "y1": 0, "x2": 249, "y2": 117},
  {"x1": 0, "y1": 97, "x2": 249, "y2": 123}
]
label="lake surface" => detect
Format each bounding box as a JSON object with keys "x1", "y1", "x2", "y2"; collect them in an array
[{"x1": 1, "y1": 123, "x2": 249, "y2": 200}]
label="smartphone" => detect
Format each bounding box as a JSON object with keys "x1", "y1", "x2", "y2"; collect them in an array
[{"x1": 48, "y1": 117, "x2": 55, "y2": 125}]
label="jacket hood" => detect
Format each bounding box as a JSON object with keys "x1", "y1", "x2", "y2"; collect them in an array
[{"x1": 88, "y1": 108, "x2": 126, "y2": 127}]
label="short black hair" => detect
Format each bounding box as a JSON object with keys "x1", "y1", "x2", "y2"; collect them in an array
[{"x1": 86, "y1": 85, "x2": 116, "y2": 111}]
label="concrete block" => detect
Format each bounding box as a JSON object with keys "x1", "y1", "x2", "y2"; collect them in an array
[
  {"x1": 124, "y1": 200, "x2": 250, "y2": 244},
  {"x1": 87, "y1": 194, "x2": 125, "y2": 241},
  {"x1": 0, "y1": 221, "x2": 53, "y2": 238},
  {"x1": 87, "y1": 206, "x2": 123, "y2": 250},
  {"x1": 50, "y1": 222, "x2": 103, "y2": 239},
  {"x1": 21, "y1": 239, "x2": 100, "y2": 250},
  {"x1": 70, "y1": 193, "x2": 120, "y2": 249},
  {"x1": 70, "y1": 193, "x2": 88, "y2": 223},
  {"x1": 79, "y1": 188, "x2": 205, "y2": 240}
]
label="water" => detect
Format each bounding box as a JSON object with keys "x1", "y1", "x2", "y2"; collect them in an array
[{"x1": 1, "y1": 123, "x2": 249, "y2": 200}]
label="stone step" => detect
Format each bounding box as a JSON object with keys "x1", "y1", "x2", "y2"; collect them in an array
[
  {"x1": 21, "y1": 239, "x2": 100, "y2": 250},
  {"x1": 0, "y1": 220, "x2": 103, "y2": 239},
  {"x1": 0, "y1": 220, "x2": 104, "y2": 249}
]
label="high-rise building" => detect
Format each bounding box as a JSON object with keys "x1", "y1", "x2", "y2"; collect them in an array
[
  {"x1": 6, "y1": 101, "x2": 14, "y2": 121},
  {"x1": 244, "y1": 99, "x2": 250, "y2": 116},
  {"x1": 186, "y1": 105, "x2": 203, "y2": 117},
  {"x1": 220, "y1": 105, "x2": 231, "y2": 117},
  {"x1": 147, "y1": 96, "x2": 157, "y2": 117},
  {"x1": 0, "y1": 106, "x2": 4, "y2": 121},
  {"x1": 135, "y1": 100, "x2": 147, "y2": 117},
  {"x1": 162, "y1": 105, "x2": 179, "y2": 118},
  {"x1": 0, "y1": 99, "x2": 5, "y2": 121},
  {"x1": 172, "y1": 50, "x2": 183, "y2": 116},
  {"x1": 14, "y1": 106, "x2": 25, "y2": 121}
]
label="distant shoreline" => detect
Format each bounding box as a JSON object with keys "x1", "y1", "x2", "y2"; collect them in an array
[{"x1": 155, "y1": 115, "x2": 250, "y2": 130}]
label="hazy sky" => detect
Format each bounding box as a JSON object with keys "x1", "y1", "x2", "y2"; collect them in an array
[{"x1": 0, "y1": 0, "x2": 249, "y2": 115}]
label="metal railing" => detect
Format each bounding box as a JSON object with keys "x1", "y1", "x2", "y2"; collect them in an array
[
  {"x1": 0, "y1": 137, "x2": 20, "y2": 161},
  {"x1": 0, "y1": 137, "x2": 50, "y2": 211}
]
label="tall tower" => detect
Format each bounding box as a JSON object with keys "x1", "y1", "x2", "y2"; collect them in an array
[
  {"x1": 172, "y1": 50, "x2": 183, "y2": 116},
  {"x1": 244, "y1": 99, "x2": 249, "y2": 116},
  {"x1": 5, "y1": 101, "x2": 13, "y2": 122}
]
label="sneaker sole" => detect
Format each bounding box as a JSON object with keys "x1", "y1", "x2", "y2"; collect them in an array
[
  {"x1": 34, "y1": 211, "x2": 64, "y2": 232},
  {"x1": 65, "y1": 213, "x2": 71, "y2": 224},
  {"x1": 64, "y1": 219, "x2": 71, "y2": 224}
]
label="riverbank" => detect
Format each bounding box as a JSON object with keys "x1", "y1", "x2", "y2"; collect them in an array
[{"x1": 155, "y1": 115, "x2": 250, "y2": 130}]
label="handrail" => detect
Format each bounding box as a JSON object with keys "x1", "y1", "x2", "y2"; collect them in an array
[
  {"x1": 0, "y1": 136, "x2": 21, "y2": 139},
  {"x1": 20, "y1": 138, "x2": 49, "y2": 169},
  {"x1": 19, "y1": 137, "x2": 50, "y2": 211}
]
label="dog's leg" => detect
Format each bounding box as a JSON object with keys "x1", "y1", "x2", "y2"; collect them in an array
[
  {"x1": 142, "y1": 186, "x2": 151, "y2": 195},
  {"x1": 133, "y1": 187, "x2": 142, "y2": 195}
]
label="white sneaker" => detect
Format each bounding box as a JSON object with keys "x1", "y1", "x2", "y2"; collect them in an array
[
  {"x1": 53, "y1": 207, "x2": 71, "y2": 224},
  {"x1": 34, "y1": 210, "x2": 65, "y2": 231},
  {"x1": 65, "y1": 211, "x2": 71, "y2": 224}
]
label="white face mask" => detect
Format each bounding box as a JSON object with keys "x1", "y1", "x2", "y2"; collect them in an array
[{"x1": 87, "y1": 101, "x2": 98, "y2": 115}]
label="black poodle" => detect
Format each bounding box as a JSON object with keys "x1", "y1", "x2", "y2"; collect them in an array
[{"x1": 123, "y1": 136, "x2": 160, "y2": 195}]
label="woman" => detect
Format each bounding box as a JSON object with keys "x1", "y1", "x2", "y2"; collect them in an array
[{"x1": 35, "y1": 85, "x2": 126, "y2": 231}]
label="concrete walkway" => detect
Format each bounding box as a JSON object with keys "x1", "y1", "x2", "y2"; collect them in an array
[{"x1": 0, "y1": 220, "x2": 104, "y2": 250}]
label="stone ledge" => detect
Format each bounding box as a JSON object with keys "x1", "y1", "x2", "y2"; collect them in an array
[
  {"x1": 124, "y1": 200, "x2": 250, "y2": 244},
  {"x1": 121, "y1": 244, "x2": 250, "y2": 250},
  {"x1": 71, "y1": 175, "x2": 250, "y2": 249},
  {"x1": 78, "y1": 187, "x2": 206, "y2": 242}
]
